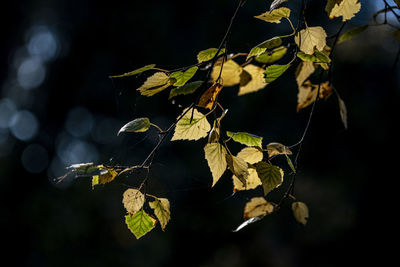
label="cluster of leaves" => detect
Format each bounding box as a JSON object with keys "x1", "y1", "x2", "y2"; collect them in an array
[{"x1": 58, "y1": 0, "x2": 400, "y2": 239}]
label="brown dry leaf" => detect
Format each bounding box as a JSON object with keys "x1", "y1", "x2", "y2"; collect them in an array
[
  {"x1": 211, "y1": 60, "x2": 243, "y2": 86},
  {"x1": 197, "y1": 83, "x2": 223, "y2": 110},
  {"x1": 297, "y1": 81, "x2": 333, "y2": 111},
  {"x1": 243, "y1": 197, "x2": 274, "y2": 220},
  {"x1": 295, "y1": 61, "x2": 315, "y2": 86},
  {"x1": 122, "y1": 189, "x2": 145, "y2": 214},
  {"x1": 326, "y1": 0, "x2": 361, "y2": 22},
  {"x1": 238, "y1": 64, "x2": 268, "y2": 96}
]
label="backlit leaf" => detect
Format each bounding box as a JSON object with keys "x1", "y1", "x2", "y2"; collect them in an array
[
  {"x1": 326, "y1": 0, "x2": 361, "y2": 22},
  {"x1": 237, "y1": 147, "x2": 264, "y2": 164},
  {"x1": 137, "y1": 72, "x2": 171, "y2": 96},
  {"x1": 238, "y1": 64, "x2": 268, "y2": 96},
  {"x1": 255, "y1": 161, "x2": 284, "y2": 196},
  {"x1": 295, "y1": 61, "x2": 315, "y2": 86},
  {"x1": 295, "y1": 26, "x2": 327, "y2": 55},
  {"x1": 270, "y1": 0, "x2": 289, "y2": 12},
  {"x1": 297, "y1": 51, "x2": 331, "y2": 64},
  {"x1": 149, "y1": 198, "x2": 171, "y2": 231},
  {"x1": 243, "y1": 197, "x2": 274, "y2": 219},
  {"x1": 122, "y1": 189, "x2": 145, "y2": 214},
  {"x1": 125, "y1": 210, "x2": 156, "y2": 239},
  {"x1": 264, "y1": 64, "x2": 290, "y2": 83},
  {"x1": 117, "y1": 118, "x2": 150, "y2": 135},
  {"x1": 170, "y1": 66, "x2": 198, "y2": 87},
  {"x1": 92, "y1": 168, "x2": 118, "y2": 188},
  {"x1": 233, "y1": 167, "x2": 262, "y2": 191},
  {"x1": 255, "y1": 46, "x2": 287, "y2": 64},
  {"x1": 255, "y1": 7, "x2": 291, "y2": 24},
  {"x1": 67, "y1": 163, "x2": 102, "y2": 177},
  {"x1": 292, "y1": 201, "x2": 309, "y2": 225},
  {"x1": 266, "y1": 142, "x2": 292, "y2": 158},
  {"x1": 198, "y1": 83, "x2": 223, "y2": 110},
  {"x1": 247, "y1": 37, "x2": 282, "y2": 60},
  {"x1": 204, "y1": 142, "x2": 228, "y2": 187},
  {"x1": 169, "y1": 81, "x2": 203, "y2": 99},
  {"x1": 297, "y1": 81, "x2": 333, "y2": 111},
  {"x1": 211, "y1": 60, "x2": 243, "y2": 86},
  {"x1": 226, "y1": 154, "x2": 249, "y2": 186},
  {"x1": 197, "y1": 48, "x2": 226, "y2": 63},
  {"x1": 171, "y1": 108, "x2": 211, "y2": 141},
  {"x1": 338, "y1": 25, "x2": 368, "y2": 44},
  {"x1": 109, "y1": 64, "x2": 156, "y2": 78},
  {"x1": 226, "y1": 131, "x2": 263, "y2": 148}
]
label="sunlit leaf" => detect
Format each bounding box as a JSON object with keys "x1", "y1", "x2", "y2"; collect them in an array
[
  {"x1": 233, "y1": 167, "x2": 262, "y2": 192},
  {"x1": 254, "y1": 7, "x2": 291, "y2": 24},
  {"x1": 122, "y1": 189, "x2": 145, "y2": 214},
  {"x1": 92, "y1": 168, "x2": 118, "y2": 188},
  {"x1": 125, "y1": 210, "x2": 156, "y2": 239},
  {"x1": 198, "y1": 83, "x2": 223, "y2": 110},
  {"x1": 297, "y1": 81, "x2": 333, "y2": 112},
  {"x1": 67, "y1": 163, "x2": 101, "y2": 177},
  {"x1": 270, "y1": 0, "x2": 289, "y2": 12},
  {"x1": 170, "y1": 66, "x2": 198, "y2": 87},
  {"x1": 247, "y1": 37, "x2": 282, "y2": 60},
  {"x1": 266, "y1": 142, "x2": 292, "y2": 158},
  {"x1": 211, "y1": 60, "x2": 243, "y2": 86},
  {"x1": 237, "y1": 147, "x2": 264, "y2": 164},
  {"x1": 226, "y1": 154, "x2": 249, "y2": 186},
  {"x1": 255, "y1": 161, "x2": 284, "y2": 196},
  {"x1": 243, "y1": 197, "x2": 274, "y2": 220},
  {"x1": 297, "y1": 51, "x2": 331, "y2": 64},
  {"x1": 169, "y1": 81, "x2": 203, "y2": 99},
  {"x1": 295, "y1": 61, "x2": 315, "y2": 86},
  {"x1": 255, "y1": 46, "x2": 287, "y2": 64},
  {"x1": 238, "y1": 64, "x2": 268, "y2": 96},
  {"x1": 295, "y1": 26, "x2": 327, "y2": 55},
  {"x1": 149, "y1": 198, "x2": 171, "y2": 231},
  {"x1": 137, "y1": 72, "x2": 171, "y2": 96},
  {"x1": 197, "y1": 48, "x2": 226, "y2": 63},
  {"x1": 109, "y1": 64, "x2": 156, "y2": 78},
  {"x1": 226, "y1": 131, "x2": 263, "y2": 148},
  {"x1": 264, "y1": 64, "x2": 290, "y2": 83},
  {"x1": 171, "y1": 108, "x2": 211, "y2": 141},
  {"x1": 326, "y1": 0, "x2": 361, "y2": 22},
  {"x1": 292, "y1": 201, "x2": 309, "y2": 225},
  {"x1": 338, "y1": 25, "x2": 368, "y2": 44},
  {"x1": 204, "y1": 142, "x2": 228, "y2": 187},
  {"x1": 117, "y1": 118, "x2": 150, "y2": 135}
]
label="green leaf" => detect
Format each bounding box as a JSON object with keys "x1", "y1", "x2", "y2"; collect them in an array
[
  {"x1": 247, "y1": 37, "x2": 282, "y2": 60},
  {"x1": 264, "y1": 64, "x2": 290, "y2": 83},
  {"x1": 197, "y1": 48, "x2": 226, "y2": 63},
  {"x1": 92, "y1": 168, "x2": 118, "y2": 189},
  {"x1": 226, "y1": 154, "x2": 249, "y2": 186},
  {"x1": 109, "y1": 64, "x2": 156, "y2": 78},
  {"x1": 297, "y1": 51, "x2": 331, "y2": 63},
  {"x1": 149, "y1": 198, "x2": 171, "y2": 231},
  {"x1": 338, "y1": 25, "x2": 368, "y2": 44},
  {"x1": 255, "y1": 161, "x2": 284, "y2": 196},
  {"x1": 226, "y1": 131, "x2": 263, "y2": 148},
  {"x1": 292, "y1": 201, "x2": 309, "y2": 225},
  {"x1": 204, "y1": 143, "x2": 228, "y2": 187},
  {"x1": 254, "y1": 7, "x2": 291, "y2": 24},
  {"x1": 117, "y1": 118, "x2": 150, "y2": 135},
  {"x1": 125, "y1": 210, "x2": 156, "y2": 239},
  {"x1": 255, "y1": 46, "x2": 287, "y2": 64},
  {"x1": 171, "y1": 108, "x2": 211, "y2": 141},
  {"x1": 169, "y1": 81, "x2": 203, "y2": 99},
  {"x1": 137, "y1": 72, "x2": 171, "y2": 97},
  {"x1": 170, "y1": 66, "x2": 198, "y2": 87}
]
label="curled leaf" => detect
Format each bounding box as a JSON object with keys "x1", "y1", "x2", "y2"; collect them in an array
[
  {"x1": 149, "y1": 198, "x2": 171, "y2": 231},
  {"x1": 198, "y1": 83, "x2": 223, "y2": 110},
  {"x1": 117, "y1": 118, "x2": 150, "y2": 135}
]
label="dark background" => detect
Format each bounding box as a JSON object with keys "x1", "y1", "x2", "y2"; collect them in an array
[{"x1": 1, "y1": 0, "x2": 398, "y2": 266}]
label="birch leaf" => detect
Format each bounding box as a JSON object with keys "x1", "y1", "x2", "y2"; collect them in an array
[
  {"x1": 197, "y1": 48, "x2": 226, "y2": 63},
  {"x1": 125, "y1": 210, "x2": 156, "y2": 239},
  {"x1": 109, "y1": 64, "x2": 156, "y2": 78},
  {"x1": 326, "y1": 0, "x2": 361, "y2": 22},
  {"x1": 226, "y1": 154, "x2": 249, "y2": 186},
  {"x1": 149, "y1": 198, "x2": 171, "y2": 231},
  {"x1": 297, "y1": 81, "x2": 332, "y2": 111},
  {"x1": 266, "y1": 142, "x2": 292, "y2": 158},
  {"x1": 171, "y1": 66, "x2": 198, "y2": 87},
  {"x1": 295, "y1": 27, "x2": 327, "y2": 55},
  {"x1": 233, "y1": 167, "x2": 262, "y2": 192},
  {"x1": 238, "y1": 64, "x2": 268, "y2": 96},
  {"x1": 247, "y1": 37, "x2": 282, "y2": 60},
  {"x1": 255, "y1": 161, "x2": 284, "y2": 196},
  {"x1": 117, "y1": 118, "x2": 150, "y2": 135},
  {"x1": 292, "y1": 201, "x2": 309, "y2": 225},
  {"x1": 137, "y1": 72, "x2": 171, "y2": 97},
  {"x1": 255, "y1": 46, "x2": 287, "y2": 64},
  {"x1": 171, "y1": 108, "x2": 211, "y2": 141},
  {"x1": 237, "y1": 147, "x2": 264, "y2": 164},
  {"x1": 169, "y1": 81, "x2": 203, "y2": 99},
  {"x1": 122, "y1": 189, "x2": 145, "y2": 214},
  {"x1": 226, "y1": 131, "x2": 263, "y2": 148},
  {"x1": 211, "y1": 60, "x2": 243, "y2": 86},
  {"x1": 204, "y1": 142, "x2": 228, "y2": 187},
  {"x1": 338, "y1": 25, "x2": 368, "y2": 44},
  {"x1": 295, "y1": 61, "x2": 315, "y2": 86},
  {"x1": 255, "y1": 7, "x2": 291, "y2": 24},
  {"x1": 243, "y1": 197, "x2": 274, "y2": 220},
  {"x1": 264, "y1": 64, "x2": 290, "y2": 83},
  {"x1": 297, "y1": 51, "x2": 331, "y2": 64},
  {"x1": 198, "y1": 83, "x2": 223, "y2": 110},
  {"x1": 233, "y1": 215, "x2": 264, "y2": 232},
  {"x1": 92, "y1": 168, "x2": 118, "y2": 188}
]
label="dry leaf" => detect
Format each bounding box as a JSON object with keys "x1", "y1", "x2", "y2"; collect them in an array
[
  {"x1": 198, "y1": 83, "x2": 223, "y2": 110},
  {"x1": 244, "y1": 197, "x2": 274, "y2": 219},
  {"x1": 122, "y1": 189, "x2": 145, "y2": 214},
  {"x1": 238, "y1": 64, "x2": 268, "y2": 96},
  {"x1": 295, "y1": 26, "x2": 327, "y2": 55}
]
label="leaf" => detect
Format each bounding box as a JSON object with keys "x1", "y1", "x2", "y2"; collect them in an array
[
  {"x1": 285, "y1": 154, "x2": 296, "y2": 174},
  {"x1": 137, "y1": 72, "x2": 171, "y2": 97},
  {"x1": 197, "y1": 48, "x2": 226, "y2": 63},
  {"x1": 338, "y1": 25, "x2": 368, "y2": 44},
  {"x1": 255, "y1": 46, "x2": 287, "y2": 64},
  {"x1": 237, "y1": 147, "x2": 264, "y2": 164},
  {"x1": 270, "y1": 0, "x2": 289, "y2": 12},
  {"x1": 198, "y1": 83, "x2": 223, "y2": 110},
  {"x1": 149, "y1": 198, "x2": 171, "y2": 231},
  {"x1": 109, "y1": 64, "x2": 156, "y2": 78},
  {"x1": 295, "y1": 61, "x2": 315, "y2": 86},
  {"x1": 243, "y1": 197, "x2": 274, "y2": 220},
  {"x1": 393, "y1": 30, "x2": 400, "y2": 43},
  {"x1": 292, "y1": 201, "x2": 309, "y2": 225},
  {"x1": 233, "y1": 167, "x2": 262, "y2": 191},
  {"x1": 226, "y1": 154, "x2": 249, "y2": 186},
  {"x1": 255, "y1": 7, "x2": 291, "y2": 24},
  {"x1": 171, "y1": 108, "x2": 211, "y2": 141},
  {"x1": 238, "y1": 64, "x2": 268, "y2": 96},
  {"x1": 211, "y1": 60, "x2": 243, "y2": 86},
  {"x1": 125, "y1": 210, "x2": 156, "y2": 239},
  {"x1": 295, "y1": 26, "x2": 327, "y2": 55},
  {"x1": 297, "y1": 51, "x2": 331, "y2": 64},
  {"x1": 226, "y1": 131, "x2": 263, "y2": 148},
  {"x1": 337, "y1": 95, "x2": 348, "y2": 129},
  {"x1": 169, "y1": 81, "x2": 203, "y2": 99},
  {"x1": 204, "y1": 142, "x2": 228, "y2": 187},
  {"x1": 247, "y1": 37, "x2": 282, "y2": 60},
  {"x1": 117, "y1": 118, "x2": 150, "y2": 135},
  {"x1": 264, "y1": 64, "x2": 290, "y2": 83},
  {"x1": 122, "y1": 189, "x2": 145, "y2": 214},
  {"x1": 170, "y1": 66, "x2": 198, "y2": 87},
  {"x1": 255, "y1": 161, "x2": 284, "y2": 196},
  {"x1": 67, "y1": 163, "x2": 102, "y2": 177},
  {"x1": 297, "y1": 81, "x2": 333, "y2": 111},
  {"x1": 326, "y1": 0, "x2": 361, "y2": 22},
  {"x1": 233, "y1": 215, "x2": 264, "y2": 232},
  {"x1": 91, "y1": 168, "x2": 118, "y2": 188},
  {"x1": 266, "y1": 142, "x2": 292, "y2": 158}
]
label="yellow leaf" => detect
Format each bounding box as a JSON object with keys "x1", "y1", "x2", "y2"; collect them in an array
[
  {"x1": 295, "y1": 61, "x2": 315, "y2": 86},
  {"x1": 226, "y1": 154, "x2": 249, "y2": 186},
  {"x1": 236, "y1": 147, "x2": 264, "y2": 164},
  {"x1": 197, "y1": 83, "x2": 223, "y2": 110},
  {"x1": 266, "y1": 142, "x2": 292, "y2": 158},
  {"x1": 91, "y1": 168, "x2": 118, "y2": 188},
  {"x1": 171, "y1": 108, "x2": 211, "y2": 141},
  {"x1": 233, "y1": 167, "x2": 262, "y2": 192},
  {"x1": 211, "y1": 60, "x2": 243, "y2": 86},
  {"x1": 297, "y1": 81, "x2": 332, "y2": 111},
  {"x1": 137, "y1": 72, "x2": 171, "y2": 97},
  {"x1": 204, "y1": 142, "x2": 228, "y2": 187},
  {"x1": 292, "y1": 201, "x2": 309, "y2": 225},
  {"x1": 122, "y1": 189, "x2": 145, "y2": 214},
  {"x1": 326, "y1": 0, "x2": 361, "y2": 22},
  {"x1": 295, "y1": 26, "x2": 327, "y2": 55},
  {"x1": 238, "y1": 64, "x2": 268, "y2": 96},
  {"x1": 254, "y1": 7, "x2": 291, "y2": 24},
  {"x1": 243, "y1": 197, "x2": 274, "y2": 219},
  {"x1": 149, "y1": 198, "x2": 171, "y2": 231}
]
